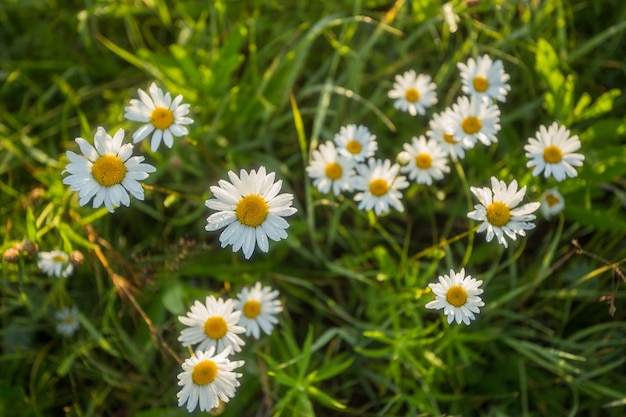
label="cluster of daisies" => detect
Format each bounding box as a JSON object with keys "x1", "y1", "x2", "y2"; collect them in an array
[
  {"x1": 306, "y1": 54, "x2": 585, "y2": 325},
  {"x1": 176, "y1": 282, "x2": 283, "y2": 412}
]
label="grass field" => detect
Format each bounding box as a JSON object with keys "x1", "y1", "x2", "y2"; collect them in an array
[{"x1": 1, "y1": 0, "x2": 626, "y2": 416}]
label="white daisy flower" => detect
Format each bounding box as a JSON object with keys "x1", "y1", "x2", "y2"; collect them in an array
[
  {"x1": 177, "y1": 346, "x2": 244, "y2": 413},
  {"x1": 234, "y1": 282, "x2": 283, "y2": 339},
  {"x1": 427, "y1": 109, "x2": 470, "y2": 160},
  {"x1": 62, "y1": 127, "x2": 156, "y2": 213},
  {"x1": 55, "y1": 306, "x2": 80, "y2": 336},
  {"x1": 400, "y1": 136, "x2": 450, "y2": 185},
  {"x1": 353, "y1": 158, "x2": 409, "y2": 215},
  {"x1": 333, "y1": 124, "x2": 378, "y2": 162},
  {"x1": 178, "y1": 296, "x2": 246, "y2": 354},
  {"x1": 124, "y1": 82, "x2": 193, "y2": 152},
  {"x1": 425, "y1": 268, "x2": 484, "y2": 325},
  {"x1": 448, "y1": 95, "x2": 501, "y2": 147},
  {"x1": 37, "y1": 250, "x2": 74, "y2": 278},
  {"x1": 457, "y1": 54, "x2": 511, "y2": 102},
  {"x1": 205, "y1": 166, "x2": 297, "y2": 260},
  {"x1": 467, "y1": 177, "x2": 541, "y2": 248},
  {"x1": 306, "y1": 141, "x2": 357, "y2": 195},
  {"x1": 388, "y1": 70, "x2": 438, "y2": 116},
  {"x1": 540, "y1": 187, "x2": 565, "y2": 219},
  {"x1": 524, "y1": 122, "x2": 585, "y2": 182}
]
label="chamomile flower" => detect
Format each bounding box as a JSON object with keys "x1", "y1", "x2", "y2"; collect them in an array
[
  {"x1": 448, "y1": 96, "x2": 501, "y2": 147},
  {"x1": 400, "y1": 136, "x2": 450, "y2": 185},
  {"x1": 467, "y1": 177, "x2": 541, "y2": 248},
  {"x1": 62, "y1": 127, "x2": 156, "y2": 213},
  {"x1": 124, "y1": 82, "x2": 193, "y2": 152},
  {"x1": 388, "y1": 70, "x2": 438, "y2": 116},
  {"x1": 306, "y1": 141, "x2": 357, "y2": 195},
  {"x1": 457, "y1": 54, "x2": 511, "y2": 102},
  {"x1": 540, "y1": 187, "x2": 565, "y2": 219},
  {"x1": 524, "y1": 122, "x2": 585, "y2": 181},
  {"x1": 55, "y1": 306, "x2": 80, "y2": 336},
  {"x1": 178, "y1": 296, "x2": 246, "y2": 354},
  {"x1": 37, "y1": 250, "x2": 74, "y2": 278},
  {"x1": 234, "y1": 282, "x2": 283, "y2": 339},
  {"x1": 425, "y1": 268, "x2": 484, "y2": 325},
  {"x1": 353, "y1": 158, "x2": 409, "y2": 215},
  {"x1": 334, "y1": 124, "x2": 378, "y2": 162},
  {"x1": 427, "y1": 109, "x2": 469, "y2": 160},
  {"x1": 205, "y1": 167, "x2": 297, "y2": 260},
  {"x1": 177, "y1": 346, "x2": 244, "y2": 413}
]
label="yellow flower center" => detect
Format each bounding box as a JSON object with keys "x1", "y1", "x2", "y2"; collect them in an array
[
  {"x1": 64, "y1": 316, "x2": 75, "y2": 325},
  {"x1": 473, "y1": 76, "x2": 489, "y2": 93},
  {"x1": 404, "y1": 87, "x2": 420, "y2": 103},
  {"x1": 543, "y1": 145, "x2": 563, "y2": 164},
  {"x1": 236, "y1": 195, "x2": 269, "y2": 227},
  {"x1": 446, "y1": 285, "x2": 468, "y2": 307},
  {"x1": 192, "y1": 359, "x2": 218, "y2": 385},
  {"x1": 415, "y1": 153, "x2": 433, "y2": 169},
  {"x1": 545, "y1": 193, "x2": 560, "y2": 207},
  {"x1": 443, "y1": 133, "x2": 457, "y2": 144},
  {"x1": 91, "y1": 155, "x2": 127, "y2": 187},
  {"x1": 346, "y1": 140, "x2": 362, "y2": 155},
  {"x1": 204, "y1": 316, "x2": 228, "y2": 340},
  {"x1": 243, "y1": 300, "x2": 262, "y2": 319},
  {"x1": 325, "y1": 162, "x2": 343, "y2": 180},
  {"x1": 369, "y1": 179, "x2": 390, "y2": 197},
  {"x1": 461, "y1": 116, "x2": 482, "y2": 134},
  {"x1": 150, "y1": 107, "x2": 175, "y2": 130},
  {"x1": 486, "y1": 201, "x2": 511, "y2": 227},
  {"x1": 52, "y1": 254, "x2": 66, "y2": 262}
]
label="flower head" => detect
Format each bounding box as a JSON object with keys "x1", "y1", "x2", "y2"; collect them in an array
[
  {"x1": 124, "y1": 82, "x2": 193, "y2": 152},
  {"x1": 457, "y1": 54, "x2": 511, "y2": 102},
  {"x1": 234, "y1": 282, "x2": 283, "y2": 339},
  {"x1": 55, "y1": 306, "x2": 80, "y2": 336},
  {"x1": 62, "y1": 127, "x2": 156, "y2": 212},
  {"x1": 448, "y1": 96, "x2": 501, "y2": 147},
  {"x1": 467, "y1": 177, "x2": 541, "y2": 248},
  {"x1": 178, "y1": 296, "x2": 246, "y2": 354},
  {"x1": 306, "y1": 141, "x2": 357, "y2": 195},
  {"x1": 427, "y1": 109, "x2": 470, "y2": 160},
  {"x1": 524, "y1": 122, "x2": 584, "y2": 181},
  {"x1": 37, "y1": 250, "x2": 74, "y2": 278},
  {"x1": 540, "y1": 187, "x2": 565, "y2": 219},
  {"x1": 205, "y1": 167, "x2": 297, "y2": 259},
  {"x1": 177, "y1": 347, "x2": 244, "y2": 413},
  {"x1": 353, "y1": 158, "x2": 409, "y2": 215},
  {"x1": 388, "y1": 70, "x2": 437, "y2": 116},
  {"x1": 425, "y1": 268, "x2": 484, "y2": 325},
  {"x1": 333, "y1": 124, "x2": 378, "y2": 162},
  {"x1": 400, "y1": 136, "x2": 450, "y2": 185}
]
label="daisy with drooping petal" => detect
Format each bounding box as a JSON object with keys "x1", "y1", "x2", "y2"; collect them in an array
[
  {"x1": 400, "y1": 136, "x2": 450, "y2": 185},
  {"x1": 205, "y1": 167, "x2": 297, "y2": 260},
  {"x1": 457, "y1": 54, "x2": 511, "y2": 102},
  {"x1": 540, "y1": 187, "x2": 565, "y2": 219},
  {"x1": 62, "y1": 127, "x2": 156, "y2": 213},
  {"x1": 55, "y1": 306, "x2": 80, "y2": 336},
  {"x1": 234, "y1": 282, "x2": 283, "y2": 339},
  {"x1": 333, "y1": 124, "x2": 378, "y2": 162},
  {"x1": 177, "y1": 346, "x2": 244, "y2": 413},
  {"x1": 178, "y1": 296, "x2": 246, "y2": 354},
  {"x1": 353, "y1": 158, "x2": 409, "y2": 215},
  {"x1": 467, "y1": 177, "x2": 541, "y2": 248},
  {"x1": 524, "y1": 122, "x2": 585, "y2": 182},
  {"x1": 448, "y1": 95, "x2": 501, "y2": 147},
  {"x1": 306, "y1": 141, "x2": 357, "y2": 195},
  {"x1": 124, "y1": 82, "x2": 194, "y2": 152},
  {"x1": 388, "y1": 70, "x2": 437, "y2": 116},
  {"x1": 37, "y1": 250, "x2": 74, "y2": 278},
  {"x1": 427, "y1": 109, "x2": 470, "y2": 160},
  {"x1": 425, "y1": 268, "x2": 484, "y2": 325}
]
